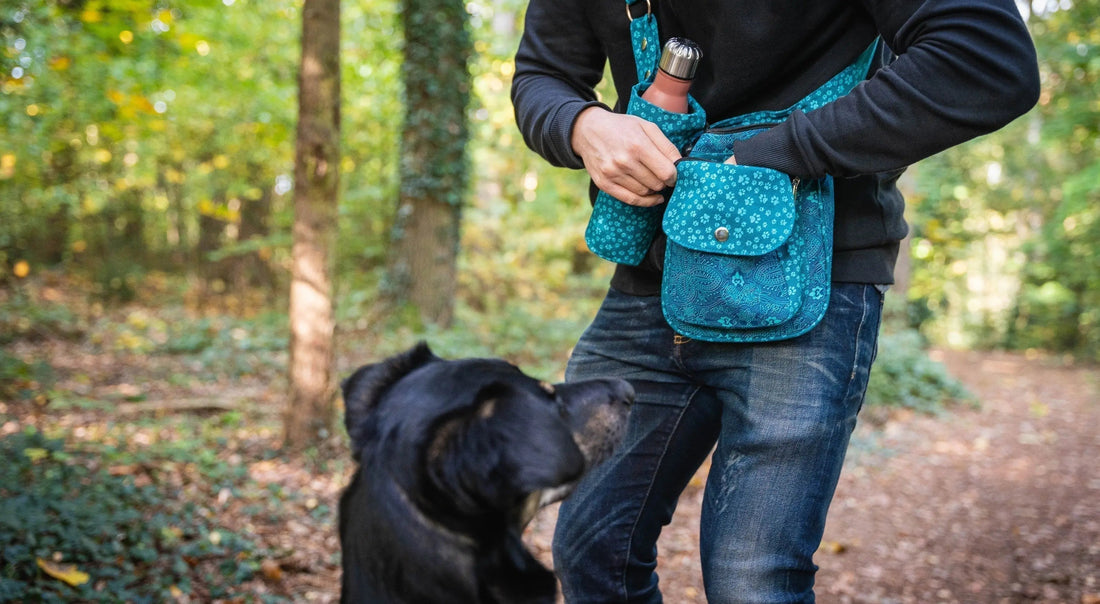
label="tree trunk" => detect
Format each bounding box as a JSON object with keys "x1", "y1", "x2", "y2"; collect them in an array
[
  {"x1": 388, "y1": 0, "x2": 472, "y2": 326},
  {"x1": 285, "y1": 0, "x2": 340, "y2": 451},
  {"x1": 235, "y1": 168, "x2": 276, "y2": 292}
]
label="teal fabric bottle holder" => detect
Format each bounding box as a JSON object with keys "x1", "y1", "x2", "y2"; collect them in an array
[
  {"x1": 584, "y1": 83, "x2": 706, "y2": 265},
  {"x1": 584, "y1": 2, "x2": 708, "y2": 266}
]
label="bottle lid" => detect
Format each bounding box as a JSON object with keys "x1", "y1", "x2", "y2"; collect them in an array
[{"x1": 658, "y1": 37, "x2": 702, "y2": 80}]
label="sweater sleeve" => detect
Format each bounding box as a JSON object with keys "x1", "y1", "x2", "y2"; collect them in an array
[
  {"x1": 734, "y1": 0, "x2": 1041, "y2": 179},
  {"x1": 510, "y1": 0, "x2": 609, "y2": 170}
]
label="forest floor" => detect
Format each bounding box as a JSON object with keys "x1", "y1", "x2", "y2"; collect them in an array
[
  {"x1": 6, "y1": 335, "x2": 1099, "y2": 603},
  {"x1": 525, "y1": 349, "x2": 1100, "y2": 604}
]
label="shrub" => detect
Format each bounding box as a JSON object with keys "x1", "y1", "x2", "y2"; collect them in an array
[
  {"x1": 0, "y1": 429, "x2": 268, "y2": 603},
  {"x1": 0, "y1": 349, "x2": 53, "y2": 405},
  {"x1": 865, "y1": 329, "x2": 973, "y2": 417}
]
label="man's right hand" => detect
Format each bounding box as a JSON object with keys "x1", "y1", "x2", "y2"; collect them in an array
[{"x1": 571, "y1": 107, "x2": 681, "y2": 207}]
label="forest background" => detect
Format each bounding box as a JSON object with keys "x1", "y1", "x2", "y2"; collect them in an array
[{"x1": 0, "y1": 0, "x2": 1097, "y2": 601}]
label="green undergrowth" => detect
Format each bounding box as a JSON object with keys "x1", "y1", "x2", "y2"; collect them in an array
[
  {"x1": 0, "y1": 427, "x2": 288, "y2": 603},
  {"x1": 864, "y1": 329, "x2": 975, "y2": 418}
]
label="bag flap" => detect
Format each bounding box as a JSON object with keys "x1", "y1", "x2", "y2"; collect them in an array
[{"x1": 663, "y1": 161, "x2": 796, "y2": 256}]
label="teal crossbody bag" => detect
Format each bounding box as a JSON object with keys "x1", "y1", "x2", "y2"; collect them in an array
[{"x1": 583, "y1": 0, "x2": 877, "y2": 342}]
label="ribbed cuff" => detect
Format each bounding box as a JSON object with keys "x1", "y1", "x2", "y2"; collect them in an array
[{"x1": 549, "y1": 100, "x2": 610, "y2": 170}]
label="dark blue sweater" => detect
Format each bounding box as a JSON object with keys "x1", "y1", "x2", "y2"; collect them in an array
[{"x1": 511, "y1": 0, "x2": 1039, "y2": 293}]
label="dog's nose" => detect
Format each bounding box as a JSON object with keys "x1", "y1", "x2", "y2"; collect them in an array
[{"x1": 609, "y1": 378, "x2": 635, "y2": 406}]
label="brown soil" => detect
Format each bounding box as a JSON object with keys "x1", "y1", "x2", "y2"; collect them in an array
[{"x1": 7, "y1": 341, "x2": 1098, "y2": 603}]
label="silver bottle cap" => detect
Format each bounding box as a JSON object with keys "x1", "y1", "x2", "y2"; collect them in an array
[{"x1": 658, "y1": 37, "x2": 702, "y2": 80}]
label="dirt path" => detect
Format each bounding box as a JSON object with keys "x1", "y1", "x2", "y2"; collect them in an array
[{"x1": 524, "y1": 349, "x2": 1100, "y2": 603}]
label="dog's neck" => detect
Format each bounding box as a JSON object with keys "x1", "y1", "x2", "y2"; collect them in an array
[{"x1": 341, "y1": 467, "x2": 558, "y2": 603}]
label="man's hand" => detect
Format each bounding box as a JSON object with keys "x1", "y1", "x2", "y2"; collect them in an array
[{"x1": 571, "y1": 107, "x2": 681, "y2": 207}]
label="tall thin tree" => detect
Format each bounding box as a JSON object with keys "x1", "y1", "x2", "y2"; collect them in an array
[
  {"x1": 388, "y1": 0, "x2": 473, "y2": 326},
  {"x1": 285, "y1": 0, "x2": 340, "y2": 450}
]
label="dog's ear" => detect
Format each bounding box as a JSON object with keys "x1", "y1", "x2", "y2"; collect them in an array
[
  {"x1": 343, "y1": 342, "x2": 438, "y2": 460},
  {"x1": 428, "y1": 381, "x2": 586, "y2": 509}
]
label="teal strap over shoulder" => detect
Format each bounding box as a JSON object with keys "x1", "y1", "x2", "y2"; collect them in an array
[{"x1": 626, "y1": 0, "x2": 660, "y2": 83}]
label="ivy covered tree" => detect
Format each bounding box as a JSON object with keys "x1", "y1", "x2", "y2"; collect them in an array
[{"x1": 387, "y1": 0, "x2": 473, "y2": 326}]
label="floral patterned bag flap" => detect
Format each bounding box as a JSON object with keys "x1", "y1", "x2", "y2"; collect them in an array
[{"x1": 660, "y1": 42, "x2": 878, "y2": 342}]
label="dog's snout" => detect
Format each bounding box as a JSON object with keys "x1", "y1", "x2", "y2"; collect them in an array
[
  {"x1": 552, "y1": 378, "x2": 635, "y2": 407},
  {"x1": 610, "y1": 378, "x2": 635, "y2": 406}
]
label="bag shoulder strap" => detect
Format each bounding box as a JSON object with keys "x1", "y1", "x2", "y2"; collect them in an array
[
  {"x1": 623, "y1": 0, "x2": 879, "y2": 113},
  {"x1": 625, "y1": 0, "x2": 660, "y2": 82}
]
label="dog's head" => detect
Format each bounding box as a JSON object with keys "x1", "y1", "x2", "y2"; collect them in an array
[
  {"x1": 341, "y1": 342, "x2": 632, "y2": 527},
  {"x1": 338, "y1": 342, "x2": 632, "y2": 603}
]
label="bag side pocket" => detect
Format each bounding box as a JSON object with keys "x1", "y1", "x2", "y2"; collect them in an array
[{"x1": 585, "y1": 82, "x2": 707, "y2": 266}]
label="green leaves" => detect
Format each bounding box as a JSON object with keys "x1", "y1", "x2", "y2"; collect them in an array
[
  {"x1": 0, "y1": 428, "x2": 265, "y2": 602},
  {"x1": 907, "y1": 4, "x2": 1100, "y2": 360}
]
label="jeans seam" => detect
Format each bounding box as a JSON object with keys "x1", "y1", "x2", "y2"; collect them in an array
[
  {"x1": 620, "y1": 385, "x2": 702, "y2": 600},
  {"x1": 843, "y1": 284, "x2": 871, "y2": 403}
]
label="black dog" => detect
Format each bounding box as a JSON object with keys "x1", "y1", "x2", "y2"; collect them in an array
[{"x1": 339, "y1": 343, "x2": 634, "y2": 604}]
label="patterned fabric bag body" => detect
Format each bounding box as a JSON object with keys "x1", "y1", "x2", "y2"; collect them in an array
[
  {"x1": 584, "y1": 0, "x2": 877, "y2": 341},
  {"x1": 662, "y1": 42, "x2": 877, "y2": 342}
]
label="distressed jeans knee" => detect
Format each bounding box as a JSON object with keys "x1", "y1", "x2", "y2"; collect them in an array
[{"x1": 553, "y1": 284, "x2": 884, "y2": 604}]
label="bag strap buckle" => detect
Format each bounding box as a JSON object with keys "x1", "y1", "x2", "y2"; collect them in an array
[{"x1": 626, "y1": 0, "x2": 651, "y2": 23}]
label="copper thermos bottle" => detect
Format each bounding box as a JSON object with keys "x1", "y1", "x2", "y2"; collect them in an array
[{"x1": 640, "y1": 37, "x2": 702, "y2": 113}]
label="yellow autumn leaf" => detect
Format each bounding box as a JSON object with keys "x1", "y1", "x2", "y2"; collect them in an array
[
  {"x1": 36, "y1": 558, "x2": 90, "y2": 587},
  {"x1": 13, "y1": 260, "x2": 30, "y2": 279},
  {"x1": 22, "y1": 447, "x2": 48, "y2": 461}
]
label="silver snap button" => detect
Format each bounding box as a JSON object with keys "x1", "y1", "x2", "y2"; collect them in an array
[{"x1": 714, "y1": 227, "x2": 729, "y2": 242}]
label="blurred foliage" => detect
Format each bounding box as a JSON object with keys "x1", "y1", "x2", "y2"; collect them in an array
[
  {"x1": 863, "y1": 329, "x2": 974, "y2": 420},
  {"x1": 0, "y1": 1, "x2": 1097, "y2": 361},
  {"x1": 11, "y1": 1, "x2": 1074, "y2": 598},
  {"x1": 0, "y1": 347, "x2": 53, "y2": 405},
  {"x1": 0, "y1": 428, "x2": 269, "y2": 602},
  {"x1": 906, "y1": 0, "x2": 1100, "y2": 360}
]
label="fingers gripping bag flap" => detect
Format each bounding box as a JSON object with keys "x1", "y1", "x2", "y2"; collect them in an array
[
  {"x1": 584, "y1": 82, "x2": 707, "y2": 266},
  {"x1": 661, "y1": 159, "x2": 835, "y2": 342}
]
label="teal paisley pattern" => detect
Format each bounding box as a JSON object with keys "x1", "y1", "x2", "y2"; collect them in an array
[
  {"x1": 584, "y1": 4, "x2": 879, "y2": 340},
  {"x1": 662, "y1": 170, "x2": 835, "y2": 340},
  {"x1": 658, "y1": 42, "x2": 875, "y2": 342}
]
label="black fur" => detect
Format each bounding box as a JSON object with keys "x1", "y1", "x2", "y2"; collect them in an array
[{"x1": 339, "y1": 343, "x2": 633, "y2": 604}]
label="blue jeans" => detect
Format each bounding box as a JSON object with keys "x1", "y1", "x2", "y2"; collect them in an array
[{"x1": 554, "y1": 283, "x2": 884, "y2": 604}]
